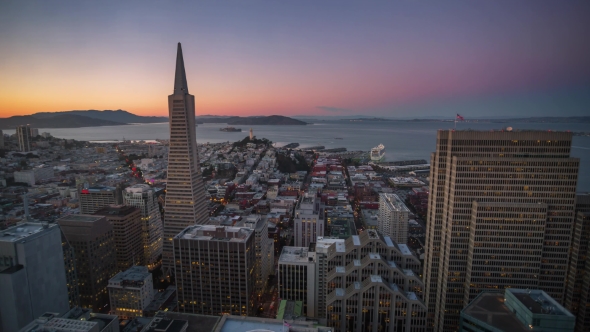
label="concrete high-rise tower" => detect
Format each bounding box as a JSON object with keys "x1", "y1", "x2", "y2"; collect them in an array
[
  {"x1": 249, "y1": 128, "x2": 253, "y2": 140},
  {"x1": 58, "y1": 215, "x2": 117, "y2": 311},
  {"x1": 123, "y1": 184, "x2": 163, "y2": 270},
  {"x1": 162, "y1": 43, "x2": 209, "y2": 276},
  {"x1": 423, "y1": 130, "x2": 579, "y2": 331},
  {"x1": 0, "y1": 222, "x2": 70, "y2": 331},
  {"x1": 378, "y1": 193, "x2": 410, "y2": 244},
  {"x1": 16, "y1": 124, "x2": 32, "y2": 152}
]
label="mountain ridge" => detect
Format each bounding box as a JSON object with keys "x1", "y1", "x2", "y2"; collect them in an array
[
  {"x1": 0, "y1": 111, "x2": 307, "y2": 129},
  {"x1": 32, "y1": 110, "x2": 168, "y2": 123},
  {"x1": 0, "y1": 114, "x2": 125, "y2": 129}
]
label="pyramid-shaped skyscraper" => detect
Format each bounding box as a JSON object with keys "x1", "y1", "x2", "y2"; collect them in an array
[{"x1": 162, "y1": 43, "x2": 209, "y2": 276}]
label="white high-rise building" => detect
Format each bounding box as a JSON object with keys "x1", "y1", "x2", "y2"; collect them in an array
[
  {"x1": 123, "y1": 184, "x2": 163, "y2": 270},
  {"x1": 378, "y1": 193, "x2": 409, "y2": 244},
  {"x1": 294, "y1": 192, "x2": 323, "y2": 247},
  {"x1": 162, "y1": 43, "x2": 209, "y2": 276}
]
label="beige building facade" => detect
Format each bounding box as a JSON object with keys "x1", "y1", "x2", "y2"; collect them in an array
[
  {"x1": 162, "y1": 43, "x2": 209, "y2": 276},
  {"x1": 423, "y1": 130, "x2": 579, "y2": 331},
  {"x1": 123, "y1": 184, "x2": 163, "y2": 270}
]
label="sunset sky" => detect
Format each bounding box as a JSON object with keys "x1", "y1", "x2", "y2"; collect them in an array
[{"x1": 1, "y1": 1, "x2": 589, "y2": 118}]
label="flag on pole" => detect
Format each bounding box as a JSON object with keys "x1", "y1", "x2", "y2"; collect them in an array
[{"x1": 456, "y1": 114, "x2": 464, "y2": 121}]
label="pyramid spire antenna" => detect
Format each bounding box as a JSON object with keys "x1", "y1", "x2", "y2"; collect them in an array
[{"x1": 174, "y1": 42, "x2": 189, "y2": 94}]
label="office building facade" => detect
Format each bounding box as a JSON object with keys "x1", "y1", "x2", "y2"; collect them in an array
[
  {"x1": 108, "y1": 266, "x2": 154, "y2": 319},
  {"x1": 123, "y1": 184, "x2": 164, "y2": 269},
  {"x1": 174, "y1": 225, "x2": 256, "y2": 316},
  {"x1": 163, "y1": 43, "x2": 209, "y2": 276},
  {"x1": 95, "y1": 205, "x2": 144, "y2": 270},
  {"x1": 378, "y1": 193, "x2": 410, "y2": 244},
  {"x1": 423, "y1": 130, "x2": 579, "y2": 331},
  {"x1": 565, "y1": 193, "x2": 590, "y2": 332},
  {"x1": 0, "y1": 223, "x2": 70, "y2": 332},
  {"x1": 320, "y1": 230, "x2": 426, "y2": 331},
  {"x1": 79, "y1": 185, "x2": 121, "y2": 214},
  {"x1": 61, "y1": 229, "x2": 81, "y2": 308},
  {"x1": 14, "y1": 166, "x2": 54, "y2": 186},
  {"x1": 278, "y1": 246, "x2": 317, "y2": 317},
  {"x1": 294, "y1": 193, "x2": 324, "y2": 247},
  {"x1": 58, "y1": 215, "x2": 117, "y2": 311},
  {"x1": 244, "y1": 214, "x2": 274, "y2": 296}
]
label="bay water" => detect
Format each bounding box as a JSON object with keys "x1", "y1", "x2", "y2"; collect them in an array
[{"x1": 4, "y1": 120, "x2": 589, "y2": 191}]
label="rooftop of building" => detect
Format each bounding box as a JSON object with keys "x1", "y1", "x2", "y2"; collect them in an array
[
  {"x1": 88, "y1": 315, "x2": 118, "y2": 331},
  {"x1": 214, "y1": 315, "x2": 331, "y2": 332},
  {"x1": 144, "y1": 286, "x2": 176, "y2": 313},
  {"x1": 82, "y1": 185, "x2": 116, "y2": 192},
  {"x1": 379, "y1": 193, "x2": 409, "y2": 212},
  {"x1": 141, "y1": 311, "x2": 220, "y2": 332},
  {"x1": 461, "y1": 292, "x2": 529, "y2": 332},
  {"x1": 176, "y1": 224, "x2": 253, "y2": 242},
  {"x1": 279, "y1": 246, "x2": 313, "y2": 264},
  {"x1": 43, "y1": 318, "x2": 97, "y2": 331},
  {"x1": 57, "y1": 214, "x2": 104, "y2": 223},
  {"x1": 327, "y1": 218, "x2": 356, "y2": 239},
  {"x1": 0, "y1": 222, "x2": 56, "y2": 243},
  {"x1": 124, "y1": 184, "x2": 155, "y2": 193},
  {"x1": 109, "y1": 266, "x2": 150, "y2": 285},
  {"x1": 94, "y1": 205, "x2": 138, "y2": 217},
  {"x1": 316, "y1": 237, "x2": 346, "y2": 253},
  {"x1": 507, "y1": 289, "x2": 572, "y2": 316},
  {"x1": 276, "y1": 300, "x2": 304, "y2": 321},
  {"x1": 61, "y1": 307, "x2": 92, "y2": 319}
]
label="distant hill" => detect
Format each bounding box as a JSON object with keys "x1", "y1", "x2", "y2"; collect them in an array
[
  {"x1": 0, "y1": 111, "x2": 307, "y2": 129},
  {"x1": 403, "y1": 116, "x2": 590, "y2": 123},
  {"x1": 486, "y1": 116, "x2": 590, "y2": 123},
  {"x1": 33, "y1": 110, "x2": 168, "y2": 124},
  {"x1": 196, "y1": 115, "x2": 306, "y2": 125},
  {"x1": 341, "y1": 117, "x2": 392, "y2": 122},
  {"x1": 0, "y1": 114, "x2": 125, "y2": 129}
]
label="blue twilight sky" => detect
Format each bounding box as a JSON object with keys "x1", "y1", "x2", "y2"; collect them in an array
[{"x1": 0, "y1": 1, "x2": 589, "y2": 118}]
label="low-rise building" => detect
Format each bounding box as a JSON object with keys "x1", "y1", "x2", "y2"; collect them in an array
[
  {"x1": 19, "y1": 309, "x2": 119, "y2": 332},
  {"x1": 460, "y1": 289, "x2": 575, "y2": 332},
  {"x1": 108, "y1": 266, "x2": 154, "y2": 319},
  {"x1": 14, "y1": 166, "x2": 54, "y2": 186}
]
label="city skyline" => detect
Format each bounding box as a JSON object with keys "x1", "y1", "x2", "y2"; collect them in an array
[{"x1": 1, "y1": 1, "x2": 590, "y2": 118}]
